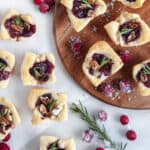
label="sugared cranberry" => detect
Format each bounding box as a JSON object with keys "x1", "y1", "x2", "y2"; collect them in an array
[
  {"x1": 69, "y1": 37, "x2": 82, "y2": 55},
  {"x1": 126, "y1": 130, "x2": 137, "y2": 141},
  {"x1": 0, "y1": 143, "x2": 10, "y2": 150},
  {"x1": 119, "y1": 50, "x2": 131, "y2": 63},
  {"x1": 2, "y1": 134, "x2": 11, "y2": 142},
  {"x1": 82, "y1": 129, "x2": 94, "y2": 143},
  {"x1": 96, "y1": 147, "x2": 104, "y2": 150},
  {"x1": 119, "y1": 80, "x2": 132, "y2": 93},
  {"x1": 98, "y1": 83, "x2": 115, "y2": 97},
  {"x1": 39, "y1": 3, "x2": 50, "y2": 13},
  {"x1": 34, "y1": 0, "x2": 44, "y2": 5},
  {"x1": 98, "y1": 110, "x2": 108, "y2": 121},
  {"x1": 120, "y1": 115, "x2": 129, "y2": 125}
]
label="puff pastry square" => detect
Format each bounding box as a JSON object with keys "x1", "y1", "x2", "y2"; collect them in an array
[
  {"x1": 60, "y1": 0, "x2": 107, "y2": 32},
  {"x1": 0, "y1": 9, "x2": 36, "y2": 41},
  {"x1": 82, "y1": 41, "x2": 124, "y2": 87},
  {"x1": 117, "y1": 0, "x2": 146, "y2": 9},
  {"x1": 0, "y1": 50, "x2": 15, "y2": 88},
  {"x1": 21, "y1": 52, "x2": 56, "y2": 86},
  {"x1": 28, "y1": 88, "x2": 68, "y2": 125},
  {"x1": 40, "y1": 136, "x2": 76, "y2": 150},
  {"x1": 0, "y1": 97, "x2": 21, "y2": 140},
  {"x1": 133, "y1": 59, "x2": 150, "y2": 96},
  {"x1": 104, "y1": 11, "x2": 150, "y2": 47}
]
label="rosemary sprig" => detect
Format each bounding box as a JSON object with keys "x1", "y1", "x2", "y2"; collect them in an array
[
  {"x1": 120, "y1": 28, "x2": 132, "y2": 35},
  {"x1": 0, "y1": 62, "x2": 6, "y2": 71},
  {"x1": 143, "y1": 65, "x2": 150, "y2": 75},
  {"x1": 81, "y1": 0, "x2": 93, "y2": 9},
  {"x1": 48, "y1": 140, "x2": 59, "y2": 150},
  {"x1": 71, "y1": 102, "x2": 127, "y2": 150},
  {"x1": 13, "y1": 16, "x2": 24, "y2": 26},
  {"x1": 99, "y1": 57, "x2": 110, "y2": 69},
  {"x1": 33, "y1": 67, "x2": 41, "y2": 78},
  {"x1": 48, "y1": 99, "x2": 56, "y2": 112}
]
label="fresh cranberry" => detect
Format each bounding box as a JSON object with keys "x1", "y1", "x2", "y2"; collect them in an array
[
  {"x1": 44, "y1": 0, "x2": 55, "y2": 5},
  {"x1": 34, "y1": 0, "x2": 44, "y2": 5},
  {"x1": 99, "y1": 83, "x2": 115, "y2": 97},
  {"x1": 119, "y1": 50, "x2": 131, "y2": 63},
  {"x1": 120, "y1": 115, "x2": 129, "y2": 125},
  {"x1": 0, "y1": 143, "x2": 10, "y2": 150},
  {"x1": 2, "y1": 134, "x2": 11, "y2": 142},
  {"x1": 126, "y1": 130, "x2": 137, "y2": 141},
  {"x1": 119, "y1": 80, "x2": 132, "y2": 93},
  {"x1": 98, "y1": 110, "x2": 108, "y2": 121},
  {"x1": 96, "y1": 147, "x2": 104, "y2": 150},
  {"x1": 39, "y1": 3, "x2": 50, "y2": 13}
]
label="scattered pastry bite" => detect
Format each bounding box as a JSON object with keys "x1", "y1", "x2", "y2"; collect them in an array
[
  {"x1": 82, "y1": 41, "x2": 123, "y2": 87},
  {"x1": 117, "y1": 0, "x2": 146, "y2": 9},
  {"x1": 60, "y1": 0, "x2": 107, "y2": 32},
  {"x1": 21, "y1": 52, "x2": 55, "y2": 86},
  {"x1": 104, "y1": 11, "x2": 150, "y2": 47},
  {"x1": 133, "y1": 59, "x2": 150, "y2": 96},
  {"x1": 40, "y1": 136, "x2": 75, "y2": 150},
  {"x1": 0, "y1": 50, "x2": 15, "y2": 88},
  {"x1": 0, "y1": 9, "x2": 36, "y2": 41},
  {"x1": 28, "y1": 88, "x2": 68, "y2": 125},
  {"x1": 0, "y1": 97, "x2": 21, "y2": 140}
]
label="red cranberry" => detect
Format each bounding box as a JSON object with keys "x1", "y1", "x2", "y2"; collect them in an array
[
  {"x1": 119, "y1": 50, "x2": 131, "y2": 63},
  {"x1": 126, "y1": 130, "x2": 137, "y2": 141},
  {"x1": 120, "y1": 115, "x2": 129, "y2": 125},
  {"x1": 34, "y1": 0, "x2": 44, "y2": 5},
  {"x1": 96, "y1": 147, "x2": 104, "y2": 150},
  {"x1": 44, "y1": 0, "x2": 55, "y2": 5},
  {"x1": 0, "y1": 143, "x2": 10, "y2": 150},
  {"x1": 98, "y1": 110, "x2": 108, "y2": 121},
  {"x1": 119, "y1": 79, "x2": 132, "y2": 93},
  {"x1": 2, "y1": 134, "x2": 11, "y2": 142},
  {"x1": 39, "y1": 3, "x2": 50, "y2": 13}
]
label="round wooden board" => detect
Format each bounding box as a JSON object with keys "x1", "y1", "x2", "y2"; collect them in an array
[{"x1": 54, "y1": 0, "x2": 150, "y2": 109}]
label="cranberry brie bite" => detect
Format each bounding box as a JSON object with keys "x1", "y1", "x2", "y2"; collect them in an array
[
  {"x1": 28, "y1": 88, "x2": 68, "y2": 125},
  {"x1": 21, "y1": 52, "x2": 55, "y2": 86},
  {"x1": 40, "y1": 136, "x2": 75, "y2": 150},
  {"x1": 0, "y1": 97, "x2": 21, "y2": 140},
  {"x1": 0, "y1": 9, "x2": 36, "y2": 41},
  {"x1": 117, "y1": 0, "x2": 146, "y2": 9},
  {"x1": 82, "y1": 41, "x2": 123, "y2": 87},
  {"x1": 60, "y1": 0, "x2": 107, "y2": 32},
  {"x1": 133, "y1": 59, "x2": 150, "y2": 96},
  {"x1": 0, "y1": 50, "x2": 15, "y2": 88},
  {"x1": 104, "y1": 11, "x2": 150, "y2": 47}
]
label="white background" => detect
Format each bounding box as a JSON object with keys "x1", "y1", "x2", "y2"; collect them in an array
[{"x1": 0, "y1": 0, "x2": 150, "y2": 150}]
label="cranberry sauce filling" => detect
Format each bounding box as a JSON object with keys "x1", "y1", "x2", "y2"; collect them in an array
[
  {"x1": 136, "y1": 63, "x2": 150, "y2": 88},
  {"x1": 0, "y1": 58, "x2": 10, "y2": 81},
  {"x1": 126, "y1": 0, "x2": 136, "y2": 2},
  {"x1": 89, "y1": 53, "x2": 112, "y2": 78},
  {"x1": 72, "y1": 0, "x2": 96, "y2": 18},
  {"x1": 5, "y1": 15, "x2": 36, "y2": 40},
  {"x1": 0, "y1": 105, "x2": 13, "y2": 134},
  {"x1": 29, "y1": 59, "x2": 54, "y2": 82},
  {"x1": 47, "y1": 140, "x2": 65, "y2": 150},
  {"x1": 36, "y1": 93, "x2": 56, "y2": 118},
  {"x1": 119, "y1": 20, "x2": 141, "y2": 43}
]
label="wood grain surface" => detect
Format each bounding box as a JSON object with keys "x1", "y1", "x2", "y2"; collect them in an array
[{"x1": 54, "y1": 0, "x2": 150, "y2": 109}]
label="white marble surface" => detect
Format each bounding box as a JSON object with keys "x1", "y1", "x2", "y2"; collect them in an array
[{"x1": 0, "y1": 1, "x2": 150, "y2": 150}]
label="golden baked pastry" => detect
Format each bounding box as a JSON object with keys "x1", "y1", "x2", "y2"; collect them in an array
[
  {"x1": 21, "y1": 52, "x2": 56, "y2": 86},
  {"x1": 60, "y1": 0, "x2": 107, "y2": 32},
  {"x1": 28, "y1": 88, "x2": 68, "y2": 125},
  {"x1": 82, "y1": 41, "x2": 124, "y2": 87}
]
